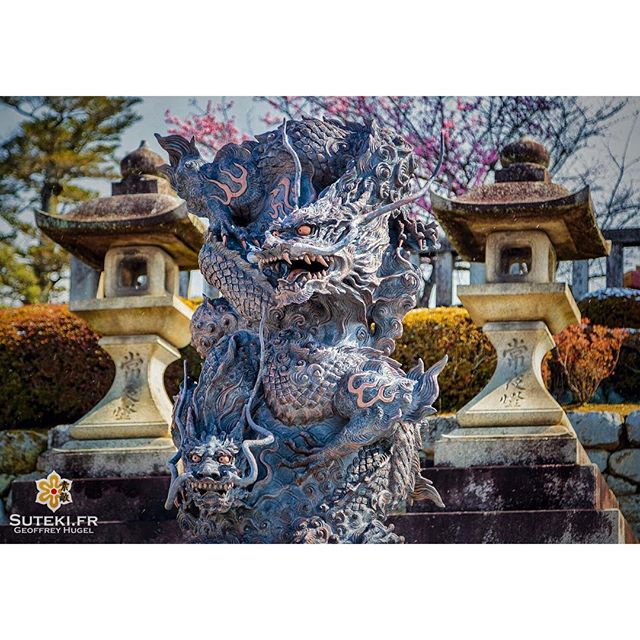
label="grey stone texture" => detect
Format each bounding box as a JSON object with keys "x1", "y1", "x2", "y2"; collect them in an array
[
  {"x1": 571, "y1": 412, "x2": 640, "y2": 536},
  {"x1": 0, "y1": 474, "x2": 15, "y2": 498},
  {"x1": 585, "y1": 449, "x2": 610, "y2": 472},
  {"x1": 626, "y1": 411, "x2": 640, "y2": 446},
  {"x1": 608, "y1": 449, "x2": 640, "y2": 484},
  {"x1": 604, "y1": 474, "x2": 637, "y2": 496},
  {"x1": 617, "y1": 495, "x2": 640, "y2": 523},
  {"x1": 0, "y1": 430, "x2": 48, "y2": 475},
  {"x1": 567, "y1": 411, "x2": 622, "y2": 449}
]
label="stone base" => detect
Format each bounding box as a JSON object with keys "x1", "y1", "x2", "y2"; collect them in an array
[
  {"x1": 37, "y1": 437, "x2": 176, "y2": 478},
  {"x1": 389, "y1": 509, "x2": 635, "y2": 544},
  {"x1": 434, "y1": 424, "x2": 586, "y2": 467}
]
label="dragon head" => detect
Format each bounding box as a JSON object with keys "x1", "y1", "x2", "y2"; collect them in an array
[
  {"x1": 252, "y1": 119, "x2": 443, "y2": 309},
  {"x1": 178, "y1": 431, "x2": 247, "y2": 514},
  {"x1": 256, "y1": 197, "x2": 389, "y2": 307},
  {"x1": 166, "y1": 358, "x2": 274, "y2": 513}
]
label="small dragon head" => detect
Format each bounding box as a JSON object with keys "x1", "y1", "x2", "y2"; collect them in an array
[{"x1": 179, "y1": 431, "x2": 247, "y2": 514}]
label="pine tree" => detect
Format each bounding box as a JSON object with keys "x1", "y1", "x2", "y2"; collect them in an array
[{"x1": 0, "y1": 97, "x2": 142, "y2": 304}]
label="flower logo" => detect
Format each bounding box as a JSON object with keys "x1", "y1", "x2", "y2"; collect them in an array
[{"x1": 35, "y1": 471, "x2": 73, "y2": 513}]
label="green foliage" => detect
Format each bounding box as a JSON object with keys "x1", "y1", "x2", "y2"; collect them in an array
[
  {"x1": 0, "y1": 97, "x2": 141, "y2": 305},
  {"x1": 609, "y1": 332, "x2": 640, "y2": 401},
  {"x1": 395, "y1": 307, "x2": 496, "y2": 412},
  {"x1": 0, "y1": 304, "x2": 115, "y2": 429},
  {"x1": 577, "y1": 289, "x2": 640, "y2": 329}
]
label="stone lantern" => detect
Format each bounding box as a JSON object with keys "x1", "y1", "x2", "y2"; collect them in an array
[
  {"x1": 35, "y1": 142, "x2": 206, "y2": 477},
  {"x1": 430, "y1": 137, "x2": 610, "y2": 467}
]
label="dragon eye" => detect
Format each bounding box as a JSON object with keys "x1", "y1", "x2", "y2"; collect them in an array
[
  {"x1": 218, "y1": 454, "x2": 232, "y2": 465},
  {"x1": 190, "y1": 453, "x2": 202, "y2": 464},
  {"x1": 297, "y1": 224, "x2": 313, "y2": 236}
]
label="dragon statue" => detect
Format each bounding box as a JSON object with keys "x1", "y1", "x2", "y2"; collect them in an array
[{"x1": 156, "y1": 115, "x2": 447, "y2": 543}]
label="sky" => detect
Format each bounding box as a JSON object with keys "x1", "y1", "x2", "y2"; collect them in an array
[{"x1": 1, "y1": 96, "x2": 639, "y2": 299}]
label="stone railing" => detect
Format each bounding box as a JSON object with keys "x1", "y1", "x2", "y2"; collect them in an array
[{"x1": 421, "y1": 410, "x2": 640, "y2": 538}]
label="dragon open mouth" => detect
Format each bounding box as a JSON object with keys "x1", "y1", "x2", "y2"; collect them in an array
[
  {"x1": 259, "y1": 251, "x2": 335, "y2": 289},
  {"x1": 188, "y1": 478, "x2": 234, "y2": 496}
]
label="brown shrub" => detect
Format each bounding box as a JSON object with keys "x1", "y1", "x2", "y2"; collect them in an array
[
  {"x1": 543, "y1": 319, "x2": 629, "y2": 404},
  {"x1": 0, "y1": 304, "x2": 114, "y2": 429}
]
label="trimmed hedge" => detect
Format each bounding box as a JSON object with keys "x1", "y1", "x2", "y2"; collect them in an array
[
  {"x1": 395, "y1": 307, "x2": 496, "y2": 412},
  {"x1": 576, "y1": 288, "x2": 640, "y2": 401},
  {"x1": 0, "y1": 304, "x2": 202, "y2": 431},
  {"x1": 607, "y1": 331, "x2": 640, "y2": 401},
  {"x1": 578, "y1": 288, "x2": 640, "y2": 329},
  {"x1": 0, "y1": 305, "x2": 114, "y2": 429}
]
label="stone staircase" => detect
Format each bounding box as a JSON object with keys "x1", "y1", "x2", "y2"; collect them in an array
[
  {"x1": 0, "y1": 476, "x2": 180, "y2": 543},
  {"x1": 2, "y1": 457, "x2": 636, "y2": 544},
  {"x1": 389, "y1": 461, "x2": 638, "y2": 543}
]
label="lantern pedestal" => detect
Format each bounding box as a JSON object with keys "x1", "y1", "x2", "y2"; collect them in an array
[
  {"x1": 37, "y1": 435, "x2": 177, "y2": 479},
  {"x1": 36, "y1": 297, "x2": 192, "y2": 477},
  {"x1": 69, "y1": 334, "x2": 179, "y2": 441},
  {"x1": 436, "y1": 319, "x2": 580, "y2": 468},
  {"x1": 434, "y1": 283, "x2": 582, "y2": 467}
]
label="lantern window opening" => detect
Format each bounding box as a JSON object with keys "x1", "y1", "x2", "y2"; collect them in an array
[{"x1": 118, "y1": 256, "x2": 149, "y2": 292}]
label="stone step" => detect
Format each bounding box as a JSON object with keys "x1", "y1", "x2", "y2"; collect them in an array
[
  {"x1": 7, "y1": 475, "x2": 174, "y2": 521},
  {"x1": 411, "y1": 463, "x2": 618, "y2": 513},
  {"x1": 0, "y1": 519, "x2": 180, "y2": 544},
  {"x1": 388, "y1": 509, "x2": 637, "y2": 544}
]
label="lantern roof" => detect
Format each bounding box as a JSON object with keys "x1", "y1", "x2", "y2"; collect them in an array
[
  {"x1": 430, "y1": 137, "x2": 610, "y2": 262},
  {"x1": 36, "y1": 141, "x2": 205, "y2": 269}
]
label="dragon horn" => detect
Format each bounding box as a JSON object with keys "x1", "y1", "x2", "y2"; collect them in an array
[
  {"x1": 282, "y1": 119, "x2": 302, "y2": 207},
  {"x1": 185, "y1": 406, "x2": 196, "y2": 438},
  {"x1": 154, "y1": 132, "x2": 200, "y2": 167},
  {"x1": 359, "y1": 131, "x2": 445, "y2": 226}
]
